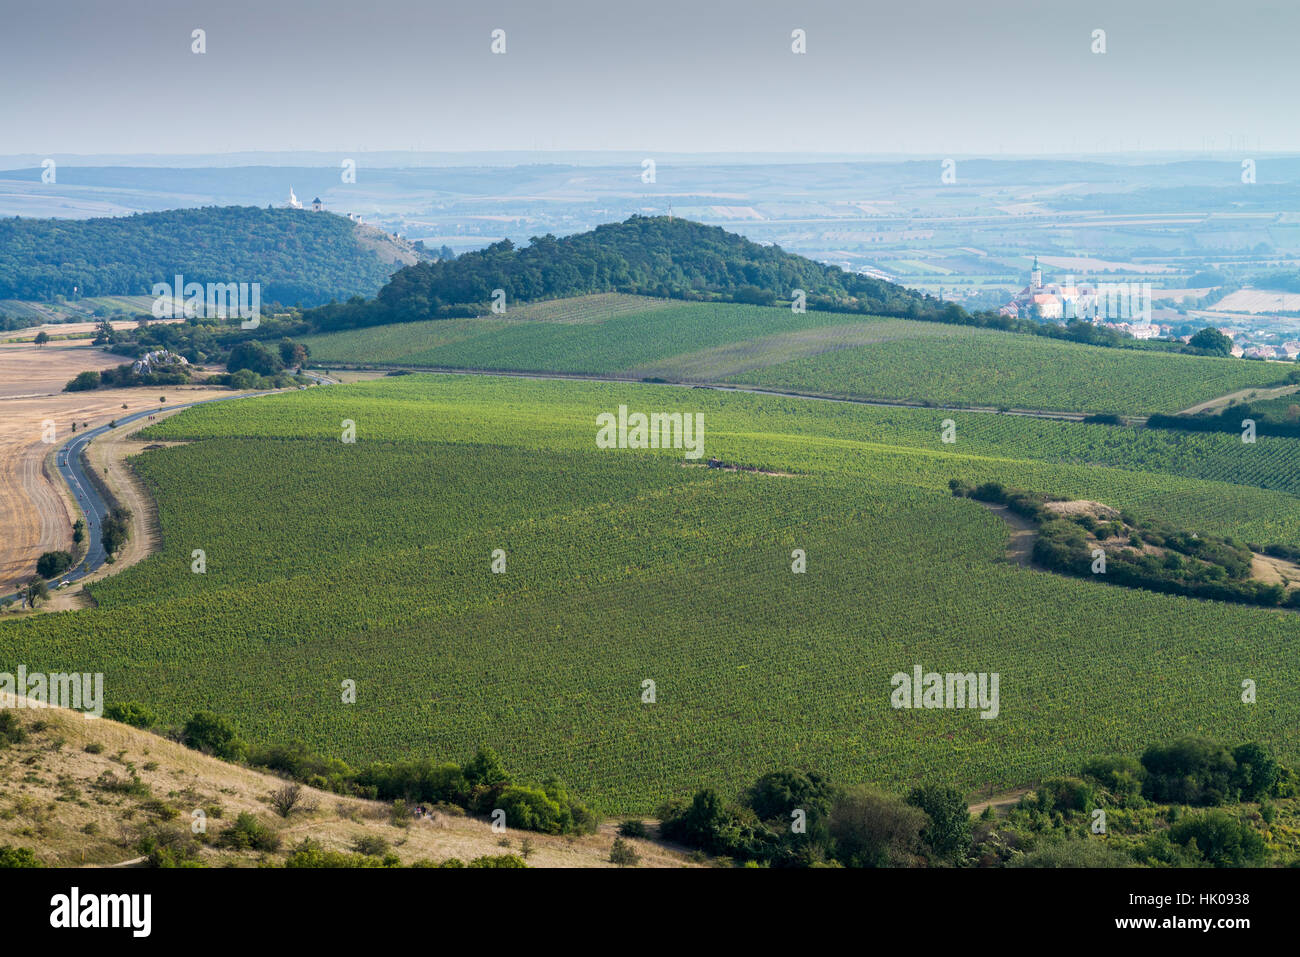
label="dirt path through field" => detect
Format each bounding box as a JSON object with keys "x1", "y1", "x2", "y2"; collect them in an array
[
  {"x1": 1176, "y1": 383, "x2": 1300, "y2": 416},
  {"x1": 969, "y1": 787, "x2": 1032, "y2": 815},
  {"x1": 974, "y1": 501, "x2": 1036, "y2": 567}
]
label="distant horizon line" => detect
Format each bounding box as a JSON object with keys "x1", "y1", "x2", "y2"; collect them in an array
[{"x1": 2, "y1": 148, "x2": 1298, "y2": 170}]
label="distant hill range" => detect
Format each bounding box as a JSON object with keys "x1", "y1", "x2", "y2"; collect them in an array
[
  {"x1": 0, "y1": 206, "x2": 420, "y2": 307},
  {"x1": 307, "y1": 215, "x2": 957, "y2": 332}
]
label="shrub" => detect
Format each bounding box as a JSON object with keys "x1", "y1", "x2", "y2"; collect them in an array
[
  {"x1": 609, "y1": 837, "x2": 641, "y2": 867},
  {"x1": 0, "y1": 712, "x2": 27, "y2": 748},
  {"x1": 829, "y1": 786, "x2": 927, "y2": 868},
  {"x1": 1037, "y1": 777, "x2": 1094, "y2": 814},
  {"x1": 285, "y1": 838, "x2": 393, "y2": 868},
  {"x1": 94, "y1": 770, "x2": 149, "y2": 797},
  {"x1": 497, "y1": 785, "x2": 568, "y2": 834},
  {"x1": 1231, "y1": 743, "x2": 1279, "y2": 801},
  {"x1": 351, "y1": 834, "x2": 390, "y2": 857},
  {"x1": 248, "y1": 740, "x2": 354, "y2": 793},
  {"x1": 352, "y1": 756, "x2": 468, "y2": 804},
  {"x1": 1141, "y1": 738, "x2": 1237, "y2": 806},
  {"x1": 269, "y1": 783, "x2": 308, "y2": 818},
  {"x1": 970, "y1": 482, "x2": 1006, "y2": 504},
  {"x1": 617, "y1": 819, "x2": 649, "y2": 838},
  {"x1": 1081, "y1": 755, "x2": 1145, "y2": 803},
  {"x1": 64, "y1": 370, "x2": 101, "y2": 392},
  {"x1": 462, "y1": 745, "x2": 511, "y2": 789},
  {"x1": 182, "y1": 711, "x2": 247, "y2": 762},
  {"x1": 1011, "y1": 837, "x2": 1135, "y2": 868},
  {"x1": 137, "y1": 824, "x2": 202, "y2": 868},
  {"x1": 389, "y1": 798, "x2": 412, "y2": 828},
  {"x1": 0, "y1": 846, "x2": 41, "y2": 868},
  {"x1": 659, "y1": 789, "x2": 732, "y2": 853},
  {"x1": 906, "y1": 784, "x2": 972, "y2": 863},
  {"x1": 1168, "y1": 811, "x2": 1266, "y2": 867},
  {"x1": 104, "y1": 702, "x2": 157, "y2": 728},
  {"x1": 217, "y1": 812, "x2": 281, "y2": 852}
]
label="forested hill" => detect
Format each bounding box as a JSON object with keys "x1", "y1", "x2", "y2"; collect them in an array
[
  {"x1": 0, "y1": 206, "x2": 412, "y2": 307},
  {"x1": 306, "y1": 216, "x2": 957, "y2": 332}
]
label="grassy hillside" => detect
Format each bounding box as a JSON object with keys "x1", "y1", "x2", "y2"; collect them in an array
[
  {"x1": 2, "y1": 375, "x2": 1297, "y2": 814},
  {"x1": 301, "y1": 297, "x2": 1288, "y2": 415},
  {"x1": 0, "y1": 697, "x2": 688, "y2": 868},
  {"x1": 0, "y1": 206, "x2": 408, "y2": 306}
]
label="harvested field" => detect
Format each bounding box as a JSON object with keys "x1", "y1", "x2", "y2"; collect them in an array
[
  {"x1": 0, "y1": 341, "x2": 241, "y2": 596},
  {"x1": 0, "y1": 340, "x2": 122, "y2": 397},
  {"x1": 1215, "y1": 289, "x2": 1300, "y2": 313}
]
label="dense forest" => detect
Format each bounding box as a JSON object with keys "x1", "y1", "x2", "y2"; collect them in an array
[
  {"x1": 305, "y1": 215, "x2": 957, "y2": 331},
  {"x1": 0, "y1": 206, "x2": 404, "y2": 306}
]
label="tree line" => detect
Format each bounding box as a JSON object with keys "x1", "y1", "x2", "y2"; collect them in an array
[
  {"x1": 85, "y1": 703, "x2": 1294, "y2": 868},
  {"x1": 0, "y1": 206, "x2": 401, "y2": 306}
]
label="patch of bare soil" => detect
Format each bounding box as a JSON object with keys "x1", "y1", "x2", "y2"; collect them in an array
[
  {"x1": 1041, "y1": 500, "x2": 1119, "y2": 520},
  {"x1": 973, "y1": 501, "x2": 1036, "y2": 567},
  {"x1": 0, "y1": 340, "x2": 122, "y2": 398},
  {"x1": 1251, "y1": 553, "x2": 1300, "y2": 591},
  {"x1": 969, "y1": 787, "x2": 1033, "y2": 816}
]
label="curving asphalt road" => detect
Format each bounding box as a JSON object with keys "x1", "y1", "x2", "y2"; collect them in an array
[{"x1": 5, "y1": 378, "x2": 330, "y2": 605}]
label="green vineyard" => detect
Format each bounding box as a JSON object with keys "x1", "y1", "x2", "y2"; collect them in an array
[
  {"x1": 2, "y1": 375, "x2": 1297, "y2": 813},
  {"x1": 301, "y1": 296, "x2": 1289, "y2": 415}
]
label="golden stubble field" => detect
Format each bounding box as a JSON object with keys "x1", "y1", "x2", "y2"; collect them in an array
[{"x1": 0, "y1": 340, "x2": 231, "y2": 594}]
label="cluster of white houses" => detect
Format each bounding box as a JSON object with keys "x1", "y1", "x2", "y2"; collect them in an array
[
  {"x1": 998, "y1": 258, "x2": 1300, "y2": 359},
  {"x1": 1237, "y1": 339, "x2": 1300, "y2": 360},
  {"x1": 998, "y1": 258, "x2": 1164, "y2": 339}
]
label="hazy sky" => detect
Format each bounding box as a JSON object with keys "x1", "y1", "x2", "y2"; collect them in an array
[{"x1": 2, "y1": 0, "x2": 1295, "y2": 156}]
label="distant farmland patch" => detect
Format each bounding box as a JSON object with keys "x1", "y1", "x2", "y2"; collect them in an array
[{"x1": 1214, "y1": 289, "x2": 1300, "y2": 313}]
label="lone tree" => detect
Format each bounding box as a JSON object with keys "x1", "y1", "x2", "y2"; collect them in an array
[
  {"x1": 1187, "y1": 327, "x2": 1232, "y2": 356},
  {"x1": 23, "y1": 579, "x2": 49, "y2": 609},
  {"x1": 33, "y1": 330, "x2": 49, "y2": 347},
  {"x1": 35, "y1": 550, "x2": 73, "y2": 579}
]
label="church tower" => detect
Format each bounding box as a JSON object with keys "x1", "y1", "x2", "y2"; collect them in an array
[{"x1": 1031, "y1": 256, "x2": 1042, "y2": 291}]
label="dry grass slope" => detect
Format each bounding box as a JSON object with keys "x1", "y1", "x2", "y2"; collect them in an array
[{"x1": 0, "y1": 696, "x2": 695, "y2": 868}]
